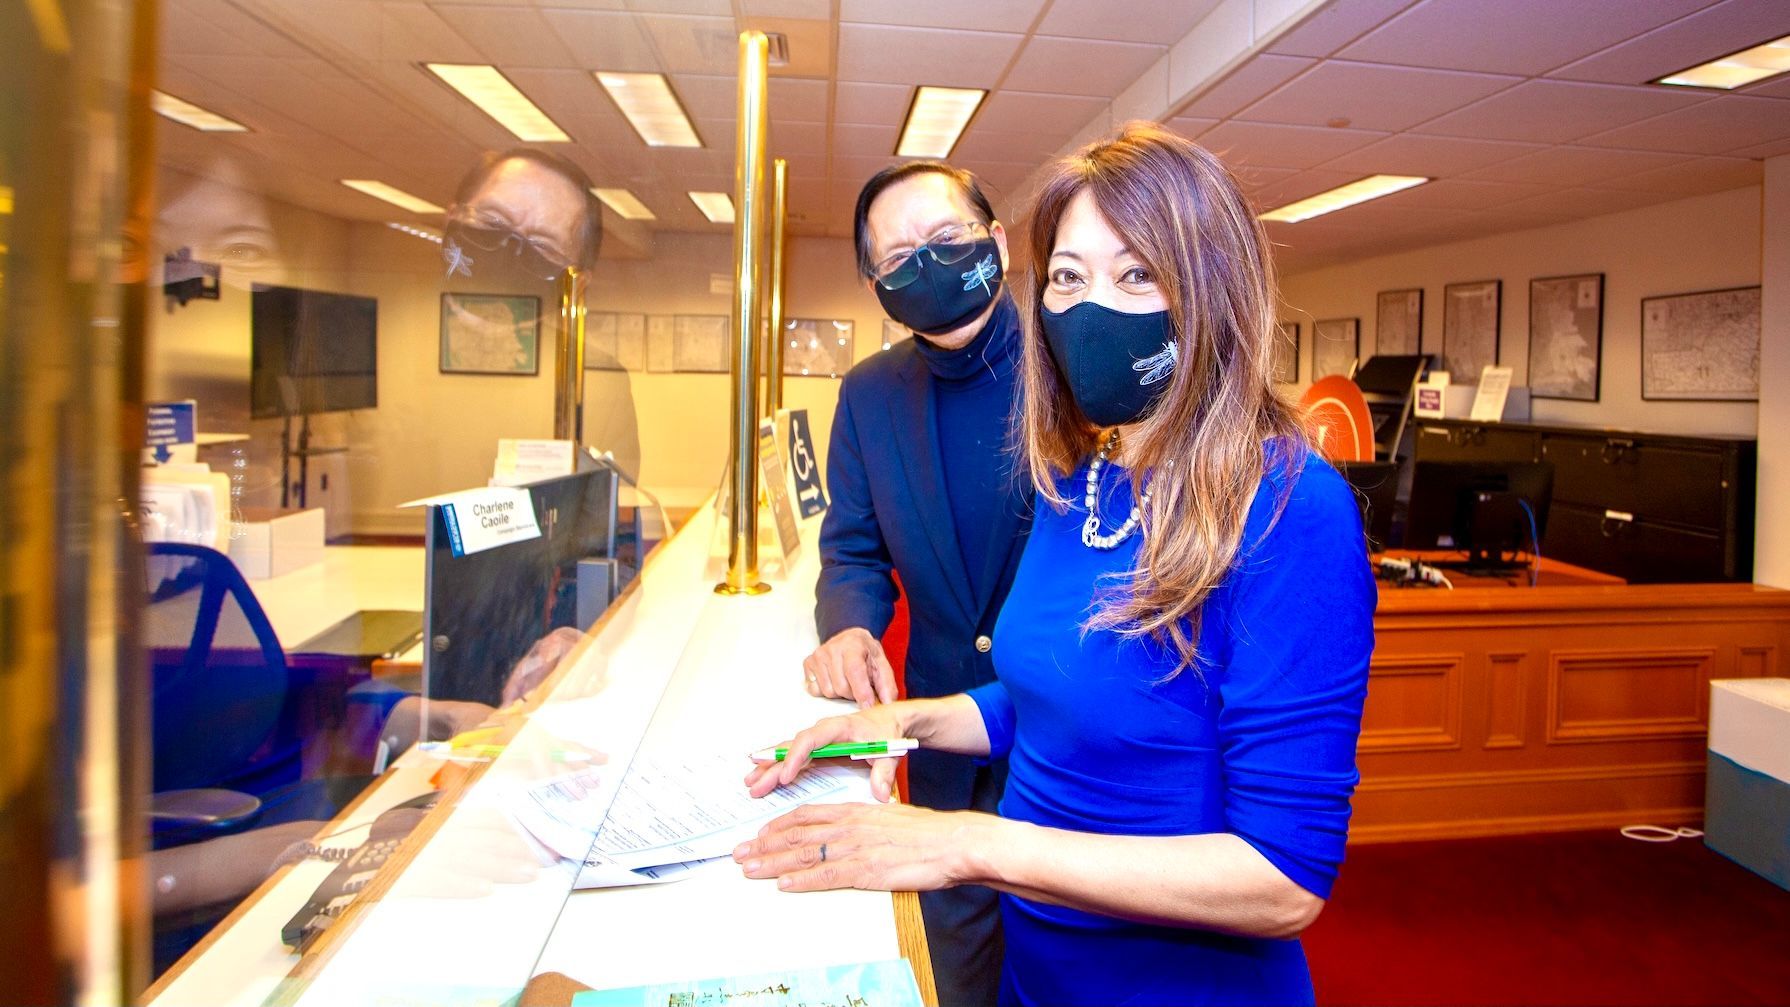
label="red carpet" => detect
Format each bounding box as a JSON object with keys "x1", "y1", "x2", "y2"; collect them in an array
[{"x1": 1305, "y1": 829, "x2": 1790, "y2": 1006}]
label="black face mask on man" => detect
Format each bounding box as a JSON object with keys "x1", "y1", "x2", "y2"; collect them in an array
[
  {"x1": 1039, "y1": 301, "x2": 1179, "y2": 427},
  {"x1": 874, "y1": 236, "x2": 1003, "y2": 337}
]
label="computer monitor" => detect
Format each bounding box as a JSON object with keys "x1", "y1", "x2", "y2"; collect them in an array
[
  {"x1": 1405, "y1": 461, "x2": 1554, "y2": 573},
  {"x1": 421, "y1": 468, "x2": 619, "y2": 704},
  {"x1": 1336, "y1": 460, "x2": 1399, "y2": 554},
  {"x1": 250, "y1": 285, "x2": 378, "y2": 419}
]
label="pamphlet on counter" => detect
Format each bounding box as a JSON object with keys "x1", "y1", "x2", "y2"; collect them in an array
[{"x1": 571, "y1": 958, "x2": 925, "y2": 1007}]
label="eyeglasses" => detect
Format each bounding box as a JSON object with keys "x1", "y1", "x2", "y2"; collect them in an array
[
  {"x1": 446, "y1": 213, "x2": 574, "y2": 282},
  {"x1": 871, "y1": 221, "x2": 988, "y2": 291}
]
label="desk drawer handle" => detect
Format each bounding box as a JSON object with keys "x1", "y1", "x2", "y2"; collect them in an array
[{"x1": 1601, "y1": 509, "x2": 1633, "y2": 538}]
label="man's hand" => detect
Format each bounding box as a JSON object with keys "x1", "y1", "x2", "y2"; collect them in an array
[{"x1": 802, "y1": 627, "x2": 897, "y2": 708}]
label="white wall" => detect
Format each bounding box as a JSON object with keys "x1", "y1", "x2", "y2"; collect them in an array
[
  {"x1": 1755, "y1": 155, "x2": 1790, "y2": 589},
  {"x1": 1278, "y1": 186, "x2": 1764, "y2": 437}
]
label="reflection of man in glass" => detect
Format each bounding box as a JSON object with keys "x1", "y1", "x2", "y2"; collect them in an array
[{"x1": 440, "y1": 148, "x2": 640, "y2": 480}]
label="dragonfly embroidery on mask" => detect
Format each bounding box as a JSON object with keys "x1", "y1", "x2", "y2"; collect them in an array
[
  {"x1": 960, "y1": 253, "x2": 998, "y2": 294},
  {"x1": 441, "y1": 239, "x2": 474, "y2": 279},
  {"x1": 1133, "y1": 341, "x2": 1177, "y2": 385}
]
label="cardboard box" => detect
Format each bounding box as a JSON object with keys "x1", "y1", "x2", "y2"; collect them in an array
[
  {"x1": 228, "y1": 506, "x2": 325, "y2": 579},
  {"x1": 1705, "y1": 678, "x2": 1790, "y2": 892}
]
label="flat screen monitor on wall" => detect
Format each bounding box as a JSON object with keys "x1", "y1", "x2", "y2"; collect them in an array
[{"x1": 250, "y1": 285, "x2": 378, "y2": 419}]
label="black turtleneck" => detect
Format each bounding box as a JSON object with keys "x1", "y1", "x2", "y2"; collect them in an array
[{"x1": 912, "y1": 293, "x2": 1022, "y2": 605}]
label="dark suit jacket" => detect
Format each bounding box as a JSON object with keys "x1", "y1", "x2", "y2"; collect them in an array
[{"x1": 815, "y1": 336, "x2": 1032, "y2": 812}]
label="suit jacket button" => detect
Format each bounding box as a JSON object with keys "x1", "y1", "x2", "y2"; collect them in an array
[{"x1": 974, "y1": 635, "x2": 992, "y2": 654}]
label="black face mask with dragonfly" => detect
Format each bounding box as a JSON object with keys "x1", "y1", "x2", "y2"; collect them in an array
[{"x1": 873, "y1": 226, "x2": 1003, "y2": 337}]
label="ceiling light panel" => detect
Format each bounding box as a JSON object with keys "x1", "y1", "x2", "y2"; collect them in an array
[
  {"x1": 896, "y1": 86, "x2": 986, "y2": 158},
  {"x1": 1654, "y1": 34, "x2": 1790, "y2": 90},
  {"x1": 596, "y1": 72, "x2": 703, "y2": 148},
  {"x1": 688, "y1": 191, "x2": 734, "y2": 224},
  {"x1": 1258, "y1": 175, "x2": 1430, "y2": 223},
  {"x1": 426, "y1": 63, "x2": 570, "y2": 143},
  {"x1": 341, "y1": 180, "x2": 444, "y2": 214},
  {"x1": 151, "y1": 90, "x2": 249, "y2": 132},
  {"x1": 591, "y1": 188, "x2": 657, "y2": 221}
]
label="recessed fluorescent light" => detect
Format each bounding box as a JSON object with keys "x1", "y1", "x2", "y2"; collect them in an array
[
  {"x1": 1653, "y1": 33, "x2": 1790, "y2": 90},
  {"x1": 425, "y1": 63, "x2": 569, "y2": 142},
  {"x1": 1258, "y1": 175, "x2": 1429, "y2": 223},
  {"x1": 151, "y1": 90, "x2": 248, "y2": 132},
  {"x1": 688, "y1": 191, "x2": 734, "y2": 224},
  {"x1": 341, "y1": 180, "x2": 444, "y2": 214},
  {"x1": 595, "y1": 72, "x2": 702, "y2": 148},
  {"x1": 896, "y1": 86, "x2": 985, "y2": 158},
  {"x1": 591, "y1": 187, "x2": 656, "y2": 221}
]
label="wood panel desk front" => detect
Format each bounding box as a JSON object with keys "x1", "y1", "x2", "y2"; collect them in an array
[{"x1": 1358, "y1": 552, "x2": 1790, "y2": 842}]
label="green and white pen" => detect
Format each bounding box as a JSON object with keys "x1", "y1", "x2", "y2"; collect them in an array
[{"x1": 749, "y1": 739, "x2": 919, "y2": 763}]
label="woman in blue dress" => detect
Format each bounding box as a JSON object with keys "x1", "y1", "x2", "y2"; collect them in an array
[{"x1": 736, "y1": 123, "x2": 1377, "y2": 1006}]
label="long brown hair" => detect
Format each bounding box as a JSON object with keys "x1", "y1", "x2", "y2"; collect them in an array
[{"x1": 1016, "y1": 122, "x2": 1307, "y2": 671}]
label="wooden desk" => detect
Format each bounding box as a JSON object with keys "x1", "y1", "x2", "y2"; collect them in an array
[
  {"x1": 1358, "y1": 557, "x2": 1790, "y2": 842},
  {"x1": 147, "y1": 505, "x2": 934, "y2": 1007}
]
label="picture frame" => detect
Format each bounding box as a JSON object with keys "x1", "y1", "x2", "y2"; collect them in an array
[
  {"x1": 672, "y1": 314, "x2": 730, "y2": 374},
  {"x1": 1376, "y1": 288, "x2": 1423, "y2": 356},
  {"x1": 1527, "y1": 273, "x2": 1603, "y2": 402},
  {"x1": 584, "y1": 311, "x2": 646, "y2": 372},
  {"x1": 1641, "y1": 285, "x2": 1761, "y2": 402},
  {"x1": 1441, "y1": 279, "x2": 1501, "y2": 384},
  {"x1": 439, "y1": 293, "x2": 540, "y2": 375},
  {"x1": 1272, "y1": 321, "x2": 1299, "y2": 383},
  {"x1": 646, "y1": 315, "x2": 676, "y2": 373},
  {"x1": 784, "y1": 318, "x2": 856, "y2": 378},
  {"x1": 1312, "y1": 317, "x2": 1360, "y2": 380}
]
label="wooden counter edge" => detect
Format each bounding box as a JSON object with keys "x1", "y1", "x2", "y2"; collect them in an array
[{"x1": 892, "y1": 890, "x2": 938, "y2": 1007}]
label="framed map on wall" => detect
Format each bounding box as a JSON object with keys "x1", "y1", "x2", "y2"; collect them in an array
[
  {"x1": 1312, "y1": 317, "x2": 1359, "y2": 380},
  {"x1": 1442, "y1": 279, "x2": 1500, "y2": 383},
  {"x1": 784, "y1": 318, "x2": 855, "y2": 378},
  {"x1": 584, "y1": 311, "x2": 645, "y2": 372},
  {"x1": 439, "y1": 293, "x2": 540, "y2": 375},
  {"x1": 1528, "y1": 273, "x2": 1603, "y2": 401},
  {"x1": 672, "y1": 314, "x2": 730, "y2": 374},
  {"x1": 1376, "y1": 288, "x2": 1422, "y2": 355},
  {"x1": 1641, "y1": 286, "x2": 1760, "y2": 402}
]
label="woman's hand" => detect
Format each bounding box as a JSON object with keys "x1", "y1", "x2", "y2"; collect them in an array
[
  {"x1": 744, "y1": 702, "x2": 909, "y2": 802},
  {"x1": 733, "y1": 802, "x2": 997, "y2": 893}
]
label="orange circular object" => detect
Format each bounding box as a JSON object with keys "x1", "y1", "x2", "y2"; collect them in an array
[{"x1": 1301, "y1": 375, "x2": 1375, "y2": 463}]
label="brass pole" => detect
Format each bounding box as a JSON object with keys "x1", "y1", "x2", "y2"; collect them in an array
[
  {"x1": 554, "y1": 267, "x2": 586, "y2": 444},
  {"x1": 764, "y1": 158, "x2": 788, "y2": 417},
  {"x1": 717, "y1": 31, "x2": 771, "y2": 596}
]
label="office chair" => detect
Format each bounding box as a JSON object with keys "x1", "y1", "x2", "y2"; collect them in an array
[{"x1": 144, "y1": 542, "x2": 306, "y2": 847}]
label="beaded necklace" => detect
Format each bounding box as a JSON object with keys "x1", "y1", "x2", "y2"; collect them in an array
[{"x1": 1081, "y1": 429, "x2": 1150, "y2": 550}]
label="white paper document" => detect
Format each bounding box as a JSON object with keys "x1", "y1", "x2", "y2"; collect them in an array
[{"x1": 517, "y1": 751, "x2": 854, "y2": 877}]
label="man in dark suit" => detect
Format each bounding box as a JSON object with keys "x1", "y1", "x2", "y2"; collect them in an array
[{"x1": 807, "y1": 163, "x2": 1030, "y2": 1005}]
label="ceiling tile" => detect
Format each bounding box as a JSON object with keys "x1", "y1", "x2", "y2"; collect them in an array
[
  {"x1": 1167, "y1": 116, "x2": 1219, "y2": 140},
  {"x1": 1249, "y1": 169, "x2": 1367, "y2": 209},
  {"x1": 831, "y1": 122, "x2": 897, "y2": 157},
  {"x1": 1579, "y1": 94, "x2": 1790, "y2": 154},
  {"x1": 836, "y1": 25, "x2": 1024, "y2": 89},
  {"x1": 668, "y1": 73, "x2": 735, "y2": 120},
  {"x1": 377, "y1": 3, "x2": 484, "y2": 63},
  {"x1": 1412, "y1": 79, "x2": 1710, "y2": 144},
  {"x1": 778, "y1": 152, "x2": 829, "y2": 179},
  {"x1": 1237, "y1": 60, "x2": 1518, "y2": 132},
  {"x1": 429, "y1": 5, "x2": 579, "y2": 67},
  {"x1": 636, "y1": 14, "x2": 738, "y2": 75},
  {"x1": 1177, "y1": 54, "x2": 1317, "y2": 119},
  {"x1": 1497, "y1": 186, "x2": 1671, "y2": 218},
  {"x1": 1547, "y1": 0, "x2": 1787, "y2": 84},
  {"x1": 1316, "y1": 133, "x2": 1549, "y2": 176},
  {"x1": 1002, "y1": 36, "x2": 1166, "y2": 98},
  {"x1": 1372, "y1": 177, "x2": 1552, "y2": 210},
  {"x1": 1198, "y1": 120, "x2": 1391, "y2": 170},
  {"x1": 769, "y1": 120, "x2": 828, "y2": 156},
  {"x1": 1459, "y1": 145, "x2": 1692, "y2": 186},
  {"x1": 1265, "y1": 0, "x2": 1418, "y2": 57},
  {"x1": 539, "y1": 8, "x2": 661, "y2": 71},
  {"x1": 839, "y1": 0, "x2": 1047, "y2": 33},
  {"x1": 1036, "y1": 0, "x2": 1225, "y2": 44},
  {"x1": 950, "y1": 128, "x2": 1066, "y2": 164},
  {"x1": 627, "y1": 0, "x2": 730, "y2": 12},
  {"x1": 770, "y1": 77, "x2": 831, "y2": 122},
  {"x1": 1730, "y1": 135, "x2": 1790, "y2": 159},
  {"x1": 1743, "y1": 73, "x2": 1790, "y2": 100},
  {"x1": 1339, "y1": 0, "x2": 1715, "y2": 76},
  {"x1": 1595, "y1": 155, "x2": 1763, "y2": 195},
  {"x1": 160, "y1": 0, "x2": 313, "y2": 58},
  {"x1": 834, "y1": 81, "x2": 911, "y2": 125},
  {"x1": 976, "y1": 91, "x2": 1112, "y2": 133}
]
